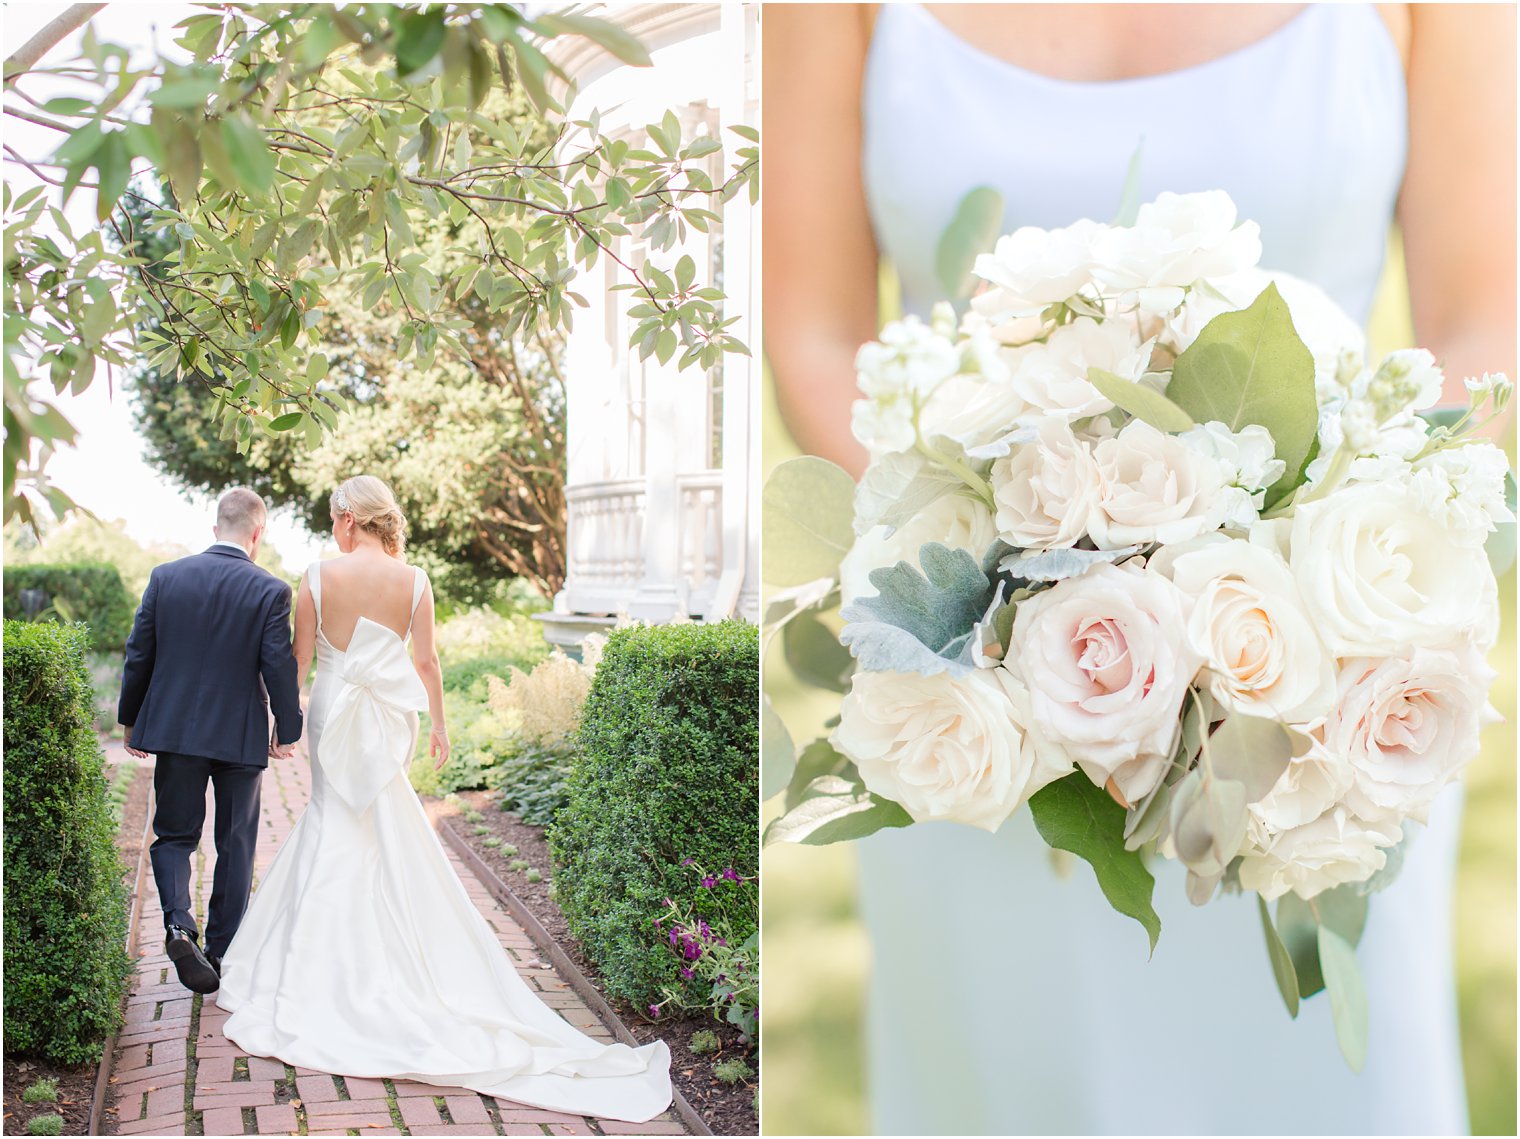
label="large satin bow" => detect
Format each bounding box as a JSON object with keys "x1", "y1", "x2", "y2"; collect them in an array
[{"x1": 320, "y1": 618, "x2": 429, "y2": 811}]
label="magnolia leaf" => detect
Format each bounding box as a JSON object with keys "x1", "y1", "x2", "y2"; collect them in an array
[
  {"x1": 782, "y1": 610, "x2": 853, "y2": 693},
  {"x1": 1167, "y1": 283, "x2": 1317, "y2": 503},
  {"x1": 1029, "y1": 773, "x2": 1161, "y2": 952},
  {"x1": 760, "y1": 696, "x2": 795, "y2": 800},
  {"x1": 1318, "y1": 925, "x2": 1368, "y2": 1071},
  {"x1": 1087, "y1": 367, "x2": 1195, "y2": 432},
  {"x1": 936, "y1": 185, "x2": 1004, "y2": 301},
  {"x1": 999, "y1": 543, "x2": 1144, "y2": 582},
  {"x1": 853, "y1": 449, "x2": 962, "y2": 536},
  {"x1": 763, "y1": 775, "x2": 912, "y2": 846},
  {"x1": 839, "y1": 543, "x2": 994, "y2": 677},
  {"x1": 1258, "y1": 893, "x2": 1300, "y2": 1018},
  {"x1": 762, "y1": 456, "x2": 857, "y2": 586},
  {"x1": 1205, "y1": 712, "x2": 1294, "y2": 803}
]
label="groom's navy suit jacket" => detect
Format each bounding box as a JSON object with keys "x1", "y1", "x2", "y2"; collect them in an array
[{"x1": 118, "y1": 544, "x2": 302, "y2": 766}]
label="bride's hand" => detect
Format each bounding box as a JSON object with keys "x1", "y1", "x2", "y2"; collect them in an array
[{"x1": 430, "y1": 726, "x2": 450, "y2": 770}]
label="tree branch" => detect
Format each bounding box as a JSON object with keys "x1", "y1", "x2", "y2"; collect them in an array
[{"x1": 3, "y1": 4, "x2": 106, "y2": 84}]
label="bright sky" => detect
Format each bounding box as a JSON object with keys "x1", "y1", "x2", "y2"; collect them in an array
[{"x1": 5, "y1": 2, "x2": 329, "y2": 568}]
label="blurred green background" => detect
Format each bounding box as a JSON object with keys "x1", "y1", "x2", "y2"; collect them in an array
[{"x1": 760, "y1": 240, "x2": 1518, "y2": 1136}]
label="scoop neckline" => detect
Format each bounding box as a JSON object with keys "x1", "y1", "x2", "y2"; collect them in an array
[{"x1": 905, "y1": 3, "x2": 1325, "y2": 91}]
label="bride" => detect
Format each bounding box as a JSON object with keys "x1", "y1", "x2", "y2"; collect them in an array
[{"x1": 215, "y1": 475, "x2": 672, "y2": 1125}]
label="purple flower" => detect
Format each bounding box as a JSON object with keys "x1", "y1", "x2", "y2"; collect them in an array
[
  {"x1": 648, "y1": 1004, "x2": 661, "y2": 1018},
  {"x1": 722, "y1": 868, "x2": 741, "y2": 881},
  {"x1": 668, "y1": 928, "x2": 680, "y2": 947},
  {"x1": 681, "y1": 858, "x2": 696, "y2": 867},
  {"x1": 679, "y1": 967, "x2": 694, "y2": 979},
  {"x1": 700, "y1": 876, "x2": 717, "y2": 889},
  {"x1": 698, "y1": 920, "x2": 712, "y2": 938}
]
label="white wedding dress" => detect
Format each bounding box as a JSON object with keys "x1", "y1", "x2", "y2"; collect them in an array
[
  {"x1": 855, "y1": 5, "x2": 1468, "y2": 1135},
  {"x1": 217, "y1": 562, "x2": 672, "y2": 1124}
]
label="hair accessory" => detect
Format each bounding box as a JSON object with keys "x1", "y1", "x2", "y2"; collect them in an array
[{"x1": 333, "y1": 488, "x2": 351, "y2": 513}]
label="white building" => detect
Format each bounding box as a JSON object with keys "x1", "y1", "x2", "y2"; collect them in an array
[{"x1": 538, "y1": 3, "x2": 760, "y2": 650}]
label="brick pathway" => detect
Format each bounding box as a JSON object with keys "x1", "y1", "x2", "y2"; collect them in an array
[{"x1": 106, "y1": 753, "x2": 686, "y2": 1137}]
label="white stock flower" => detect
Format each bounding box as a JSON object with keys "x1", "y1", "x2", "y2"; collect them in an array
[
  {"x1": 1091, "y1": 191, "x2": 1263, "y2": 313},
  {"x1": 1410, "y1": 443, "x2": 1516, "y2": 534},
  {"x1": 1366, "y1": 348, "x2": 1445, "y2": 417},
  {"x1": 851, "y1": 316, "x2": 961, "y2": 454},
  {"x1": 1327, "y1": 649, "x2": 1495, "y2": 825},
  {"x1": 990, "y1": 417, "x2": 1101, "y2": 549},
  {"x1": 1006, "y1": 561, "x2": 1201, "y2": 802},
  {"x1": 839, "y1": 492, "x2": 997, "y2": 609},
  {"x1": 1238, "y1": 807, "x2": 1402, "y2": 901},
  {"x1": 1177, "y1": 421, "x2": 1286, "y2": 528},
  {"x1": 1285, "y1": 479, "x2": 1499, "y2": 656},
  {"x1": 970, "y1": 218, "x2": 1104, "y2": 321},
  {"x1": 1089, "y1": 420, "x2": 1232, "y2": 548},
  {"x1": 1158, "y1": 535, "x2": 1336, "y2": 723},
  {"x1": 1005, "y1": 316, "x2": 1147, "y2": 422},
  {"x1": 831, "y1": 667, "x2": 1072, "y2": 832}
]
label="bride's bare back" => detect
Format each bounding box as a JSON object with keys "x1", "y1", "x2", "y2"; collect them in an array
[{"x1": 306, "y1": 552, "x2": 421, "y2": 651}]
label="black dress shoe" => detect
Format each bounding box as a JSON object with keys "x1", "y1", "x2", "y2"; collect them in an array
[
  {"x1": 206, "y1": 954, "x2": 222, "y2": 977},
  {"x1": 165, "y1": 927, "x2": 220, "y2": 994}
]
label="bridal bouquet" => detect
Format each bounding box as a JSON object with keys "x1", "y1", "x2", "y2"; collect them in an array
[{"x1": 761, "y1": 191, "x2": 1513, "y2": 1068}]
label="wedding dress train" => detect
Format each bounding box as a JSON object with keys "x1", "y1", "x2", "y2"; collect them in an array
[{"x1": 217, "y1": 562, "x2": 672, "y2": 1124}]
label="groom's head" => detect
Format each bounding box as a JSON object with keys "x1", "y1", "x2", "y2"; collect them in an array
[{"x1": 214, "y1": 488, "x2": 268, "y2": 559}]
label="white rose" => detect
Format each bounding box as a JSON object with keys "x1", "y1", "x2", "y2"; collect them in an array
[
  {"x1": 970, "y1": 217, "x2": 1104, "y2": 321},
  {"x1": 1177, "y1": 421, "x2": 1287, "y2": 528},
  {"x1": 1286, "y1": 479, "x2": 1498, "y2": 656},
  {"x1": 831, "y1": 667, "x2": 1072, "y2": 831},
  {"x1": 919, "y1": 372, "x2": 1030, "y2": 452},
  {"x1": 991, "y1": 417, "x2": 1101, "y2": 549},
  {"x1": 1004, "y1": 316, "x2": 1147, "y2": 422},
  {"x1": 851, "y1": 316, "x2": 961, "y2": 455},
  {"x1": 1091, "y1": 191, "x2": 1263, "y2": 313},
  {"x1": 1327, "y1": 649, "x2": 1495, "y2": 825},
  {"x1": 1249, "y1": 738, "x2": 1355, "y2": 837},
  {"x1": 1089, "y1": 420, "x2": 1232, "y2": 548},
  {"x1": 1159, "y1": 536, "x2": 1336, "y2": 722},
  {"x1": 1238, "y1": 807, "x2": 1402, "y2": 901},
  {"x1": 1006, "y1": 561, "x2": 1202, "y2": 802},
  {"x1": 839, "y1": 492, "x2": 997, "y2": 608},
  {"x1": 1411, "y1": 442, "x2": 1516, "y2": 535}
]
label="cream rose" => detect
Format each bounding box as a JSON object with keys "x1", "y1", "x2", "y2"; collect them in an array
[
  {"x1": 839, "y1": 492, "x2": 998, "y2": 609},
  {"x1": 1286, "y1": 479, "x2": 1499, "y2": 656},
  {"x1": 1006, "y1": 561, "x2": 1202, "y2": 802},
  {"x1": 1089, "y1": 420, "x2": 1231, "y2": 549},
  {"x1": 990, "y1": 417, "x2": 1100, "y2": 549},
  {"x1": 1327, "y1": 649, "x2": 1494, "y2": 825},
  {"x1": 831, "y1": 667, "x2": 1072, "y2": 831},
  {"x1": 1159, "y1": 536, "x2": 1336, "y2": 723},
  {"x1": 970, "y1": 217, "x2": 1104, "y2": 321},
  {"x1": 1091, "y1": 191, "x2": 1263, "y2": 313},
  {"x1": 1248, "y1": 738, "x2": 1355, "y2": 838},
  {"x1": 1004, "y1": 316, "x2": 1146, "y2": 421},
  {"x1": 1238, "y1": 807, "x2": 1402, "y2": 901}
]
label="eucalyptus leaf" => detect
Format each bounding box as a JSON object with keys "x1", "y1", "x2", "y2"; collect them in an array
[
  {"x1": 1274, "y1": 892, "x2": 1325, "y2": 999},
  {"x1": 1029, "y1": 773, "x2": 1161, "y2": 952},
  {"x1": 1205, "y1": 712, "x2": 1294, "y2": 803},
  {"x1": 762, "y1": 456, "x2": 857, "y2": 587},
  {"x1": 839, "y1": 542, "x2": 995, "y2": 677},
  {"x1": 1166, "y1": 283, "x2": 1317, "y2": 503},
  {"x1": 999, "y1": 543, "x2": 1144, "y2": 582},
  {"x1": 782, "y1": 610, "x2": 854, "y2": 693},
  {"x1": 763, "y1": 775, "x2": 913, "y2": 846},
  {"x1": 1087, "y1": 367, "x2": 1195, "y2": 432},
  {"x1": 935, "y1": 185, "x2": 1003, "y2": 300},
  {"x1": 1318, "y1": 925, "x2": 1368, "y2": 1071},
  {"x1": 1257, "y1": 893, "x2": 1300, "y2": 1018},
  {"x1": 760, "y1": 696, "x2": 795, "y2": 800},
  {"x1": 784, "y1": 739, "x2": 852, "y2": 812}
]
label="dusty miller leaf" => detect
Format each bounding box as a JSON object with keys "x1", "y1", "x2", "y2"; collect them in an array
[{"x1": 839, "y1": 542, "x2": 994, "y2": 677}]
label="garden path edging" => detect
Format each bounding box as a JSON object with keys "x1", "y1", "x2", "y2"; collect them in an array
[
  {"x1": 436, "y1": 812, "x2": 714, "y2": 1137},
  {"x1": 90, "y1": 781, "x2": 155, "y2": 1136}
]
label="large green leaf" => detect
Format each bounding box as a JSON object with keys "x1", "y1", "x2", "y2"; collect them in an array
[
  {"x1": 762, "y1": 456, "x2": 857, "y2": 586},
  {"x1": 760, "y1": 695, "x2": 795, "y2": 800},
  {"x1": 764, "y1": 775, "x2": 913, "y2": 846},
  {"x1": 936, "y1": 185, "x2": 1003, "y2": 300},
  {"x1": 1087, "y1": 367, "x2": 1195, "y2": 433},
  {"x1": 1029, "y1": 773, "x2": 1161, "y2": 952},
  {"x1": 1166, "y1": 283, "x2": 1317, "y2": 502},
  {"x1": 1257, "y1": 893, "x2": 1300, "y2": 1018},
  {"x1": 782, "y1": 610, "x2": 853, "y2": 693},
  {"x1": 1318, "y1": 925, "x2": 1368, "y2": 1071},
  {"x1": 1275, "y1": 883, "x2": 1370, "y2": 1000},
  {"x1": 784, "y1": 739, "x2": 853, "y2": 811},
  {"x1": 220, "y1": 114, "x2": 275, "y2": 194}
]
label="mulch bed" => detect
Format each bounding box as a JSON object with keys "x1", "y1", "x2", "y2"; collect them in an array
[
  {"x1": 446, "y1": 789, "x2": 758, "y2": 1136},
  {"x1": 3, "y1": 759, "x2": 151, "y2": 1136}
]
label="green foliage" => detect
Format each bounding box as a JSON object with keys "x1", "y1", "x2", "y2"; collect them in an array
[
  {"x1": 1319, "y1": 925, "x2": 1368, "y2": 1071},
  {"x1": 21, "y1": 1078, "x2": 59, "y2": 1105},
  {"x1": 1087, "y1": 366, "x2": 1195, "y2": 433},
  {"x1": 1166, "y1": 282, "x2": 1318, "y2": 503},
  {"x1": 764, "y1": 768, "x2": 912, "y2": 846},
  {"x1": 689, "y1": 1029, "x2": 721, "y2": 1056},
  {"x1": 3, "y1": 621, "x2": 133, "y2": 1065},
  {"x1": 524, "y1": 868, "x2": 542, "y2": 883},
  {"x1": 935, "y1": 185, "x2": 1003, "y2": 301},
  {"x1": 495, "y1": 743, "x2": 575, "y2": 825},
  {"x1": 652, "y1": 865, "x2": 759, "y2": 1043},
  {"x1": 508, "y1": 859, "x2": 530, "y2": 872},
  {"x1": 713, "y1": 1059, "x2": 755, "y2": 1085},
  {"x1": 1028, "y1": 773, "x2": 1161, "y2": 953},
  {"x1": 548, "y1": 621, "x2": 758, "y2": 1007},
  {"x1": 4, "y1": 516, "x2": 189, "y2": 600},
  {"x1": 25, "y1": 1114, "x2": 64, "y2": 1137},
  {"x1": 761, "y1": 457, "x2": 856, "y2": 586},
  {"x1": 1, "y1": 562, "x2": 135, "y2": 652}
]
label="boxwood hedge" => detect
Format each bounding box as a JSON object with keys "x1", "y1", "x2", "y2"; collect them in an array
[{"x1": 2, "y1": 563, "x2": 135, "y2": 652}]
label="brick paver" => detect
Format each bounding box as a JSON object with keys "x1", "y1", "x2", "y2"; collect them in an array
[{"x1": 105, "y1": 752, "x2": 686, "y2": 1136}]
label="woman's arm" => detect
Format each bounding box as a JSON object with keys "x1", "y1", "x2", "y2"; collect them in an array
[
  {"x1": 292, "y1": 571, "x2": 316, "y2": 685},
  {"x1": 1399, "y1": 3, "x2": 1516, "y2": 431},
  {"x1": 407, "y1": 576, "x2": 450, "y2": 769},
  {"x1": 764, "y1": 4, "x2": 882, "y2": 478}
]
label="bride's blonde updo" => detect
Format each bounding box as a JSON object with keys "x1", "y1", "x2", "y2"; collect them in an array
[{"x1": 331, "y1": 475, "x2": 408, "y2": 557}]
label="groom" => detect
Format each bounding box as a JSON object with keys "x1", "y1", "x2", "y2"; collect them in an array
[{"x1": 118, "y1": 488, "x2": 303, "y2": 994}]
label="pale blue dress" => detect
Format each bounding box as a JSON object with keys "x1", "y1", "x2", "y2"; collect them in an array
[{"x1": 857, "y1": 5, "x2": 1469, "y2": 1134}]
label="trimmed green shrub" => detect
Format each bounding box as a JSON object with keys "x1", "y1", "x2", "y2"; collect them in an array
[
  {"x1": 2, "y1": 563, "x2": 135, "y2": 652},
  {"x1": 3, "y1": 621, "x2": 133, "y2": 1064},
  {"x1": 22, "y1": 1078, "x2": 59, "y2": 1104},
  {"x1": 547, "y1": 620, "x2": 758, "y2": 1008},
  {"x1": 25, "y1": 1113, "x2": 64, "y2": 1136}
]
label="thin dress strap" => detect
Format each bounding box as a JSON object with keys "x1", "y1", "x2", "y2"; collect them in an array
[
  {"x1": 306, "y1": 561, "x2": 326, "y2": 638},
  {"x1": 405, "y1": 566, "x2": 426, "y2": 639}
]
